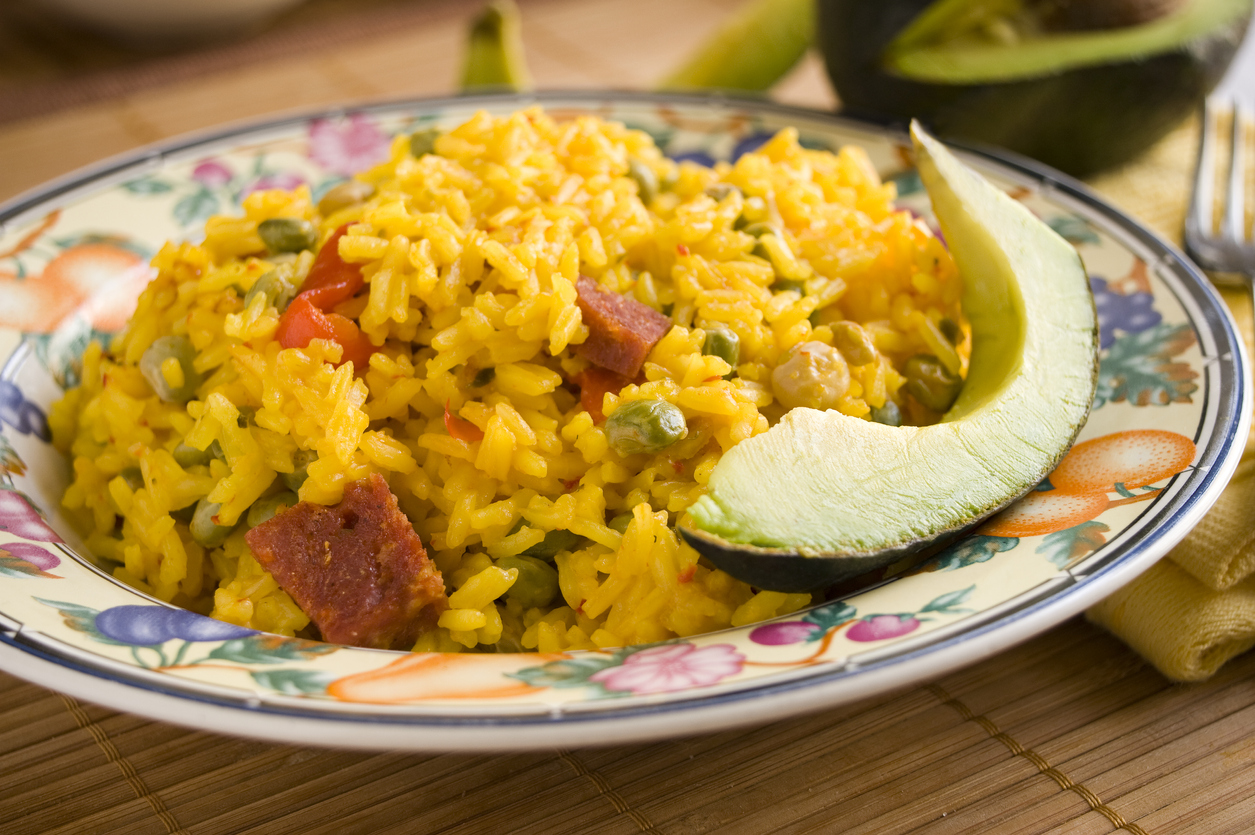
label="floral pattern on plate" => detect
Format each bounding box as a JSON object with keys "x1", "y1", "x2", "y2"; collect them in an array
[{"x1": 0, "y1": 94, "x2": 1244, "y2": 745}]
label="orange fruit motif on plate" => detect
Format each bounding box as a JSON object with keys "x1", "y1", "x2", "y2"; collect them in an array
[
  {"x1": 0, "y1": 244, "x2": 152, "y2": 333},
  {"x1": 979, "y1": 489, "x2": 1111, "y2": 538},
  {"x1": 978, "y1": 429, "x2": 1196, "y2": 538},
  {"x1": 327, "y1": 651, "x2": 560, "y2": 703},
  {"x1": 1049, "y1": 430, "x2": 1196, "y2": 492}
]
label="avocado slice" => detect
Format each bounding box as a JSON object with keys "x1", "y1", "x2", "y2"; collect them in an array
[
  {"x1": 817, "y1": 0, "x2": 1251, "y2": 176},
  {"x1": 681, "y1": 123, "x2": 1099, "y2": 593},
  {"x1": 885, "y1": 0, "x2": 1250, "y2": 82}
]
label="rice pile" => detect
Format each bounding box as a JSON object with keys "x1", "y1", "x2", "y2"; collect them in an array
[{"x1": 50, "y1": 108, "x2": 963, "y2": 653}]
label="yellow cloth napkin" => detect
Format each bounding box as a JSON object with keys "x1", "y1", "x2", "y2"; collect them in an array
[{"x1": 1088, "y1": 286, "x2": 1255, "y2": 681}]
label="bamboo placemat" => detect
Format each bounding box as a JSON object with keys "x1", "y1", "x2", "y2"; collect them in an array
[
  {"x1": 8, "y1": 617, "x2": 1255, "y2": 834},
  {"x1": 1, "y1": 1, "x2": 1251, "y2": 833}
]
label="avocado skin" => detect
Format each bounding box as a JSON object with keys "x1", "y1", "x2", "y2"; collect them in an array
[
  {"x1": 680, "y1": 525, "x2": 962, "y2": 593},
  {"x1": 816, "y1": 0, "x2": 1249, "y2": 177}
]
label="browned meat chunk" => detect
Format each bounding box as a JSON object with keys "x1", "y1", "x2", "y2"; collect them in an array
[
  {"x1": 244, "y1": 473, "x2": 447, "y2": 650},
  {"x1": 575, "y1": 276, "x2": 672, "y2": 377}
]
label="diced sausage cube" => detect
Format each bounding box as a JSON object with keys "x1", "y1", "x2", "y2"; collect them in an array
[
  {"x1": 244, "y1": 473, "x2": 447, "y2": 650},
  {"x1": 574, "y1": 276, "x2": 672, "y2": 377}
]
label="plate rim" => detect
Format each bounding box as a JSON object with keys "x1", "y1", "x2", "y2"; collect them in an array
[{"x1": 0, "y1": 89, "x2": 1246, "y2": 751}]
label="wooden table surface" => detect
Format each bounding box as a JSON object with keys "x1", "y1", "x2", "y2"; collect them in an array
[{"x1": 2, "y1": 2, "x2": 1253, "y2": 834}]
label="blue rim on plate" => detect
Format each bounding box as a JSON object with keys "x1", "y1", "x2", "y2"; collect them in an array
[{"x1": 0, "y1": 91, "x2": 1246, "y2": 751}]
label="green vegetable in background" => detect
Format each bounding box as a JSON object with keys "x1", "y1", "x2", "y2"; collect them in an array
[
  {"x1": 190, "y1": 500, "x2": 236, "y2": 548},
  {"x1": 461, "y1": 0, "x2": 533, "y2": 92},
  {"x1": 658, "y1": 0, "x2": 815, "y2": 91},
  {"x1": 257, "y1": 218, "x2": 318, "y2": 254}
]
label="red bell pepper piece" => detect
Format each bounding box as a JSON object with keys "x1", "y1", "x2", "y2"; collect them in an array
[
  {"x1": 299, "y1": 223, "x2": 364, "y2": 311},
  {"x1": 276, "y1": 294, "x2": 374, "y2": 370},
  {"x1": 443, "y1": 401, "x2": 484, "y2": 443}
]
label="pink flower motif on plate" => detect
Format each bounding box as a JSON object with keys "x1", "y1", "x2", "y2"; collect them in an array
[
  {"x1": 590, "y1": 643, "x2": 745, "y2": 695},
  {"x1": 245, "y1": 173, "x2": 306, "y2": 196},
  {"x1": 192, "y1": 160, "x2": 232, "y2": 188},
  {"x1": 308, "y1": 113, "x2": 390, "y2": 176}
]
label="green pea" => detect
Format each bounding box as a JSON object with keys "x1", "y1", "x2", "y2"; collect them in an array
[
  {"x1": 246, "y1": 491, "x2": 299, "y2": 528},
  {"x1": 772, "y1": 279, "x2": 806, "y2": 296},
  {"x1": 471, "y1": 366, "x2": 496, "y2": 388},
  {"x1": 236, "y1": 406, "x2": 257, "y2": 429},
  {"x1": 607, "y1": 513, "x2": 634, "y2": 534},
  {"x1": 522, "y1": 528, "x2": 583, "y2": 560},
  {"x1": 244, "y1": 270, "x2": 297, "y2": 311},
  {"x1": 497, "y1": 555, "x2": 559, "y2": 609},
  {"x1": 870, "y1": 401, "x2": 902, "y2": 427},
  {"x1": 257, "y1": 218, "x2": 318, "y2": 254},
  {"x1": 832, "y1": 321, "x2": 877, "y2": 366},
  {"x1": 605, "y1": 399, "x2": 688, "y2": 457},
  {"x1": 741, "y1": 221, "x2": 782, "y2": 238},
  {"x1": 173, "y1": 442, "x2": 211, "y2": 468},
  {"x1": 210, "y1": 440, "x2": 225, "y2": 461},
  {"x1": 317, "y1": 180, "x2": 375, "y2": 215},
  {"x1": 190, "y1": 500, "x2": 236, "y2": 548},
  {"x1": 118, "y1": 467, "x2": 144, "y2": 492},
  {"x1": 628, "y1": 157, "x2": 658, "y2": 206},
  {"x1": 410, "y1": 127, "x2": 440, "y2": 158},
  {"x1": 139, "y1": 335, "x2": 202, "y2": 403},
  {"x1": 702, "y1": 326, "x2": 740, "y2": 374},
  {"x1": 705, "y1": 183, "x2": 741, "y2": 202},
  {"x1": 940, "y1": 317, "x2": 963, "y2": 345},
  {"x1": 282, "y1": 449, "x2": 317, "y2": 492},
  {"x1": 904, "y1": 354, "x2": 964, "y2": 413}
]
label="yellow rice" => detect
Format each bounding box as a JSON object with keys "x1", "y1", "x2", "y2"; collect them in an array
[{"x1": 50, "y1": 108, "x2": 963, "y2": 653}]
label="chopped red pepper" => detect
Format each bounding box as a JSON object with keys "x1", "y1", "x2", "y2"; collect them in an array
[
  {"x1": 276, "y1": 294, "x2": 374, "y2": 370},
  {"x1": 572, "y1": 366, "x2": 631, "y2": 424},
  {"x1": 676, "y1": 244, "x2": 690, "y2": 257},
  {"x1": 443, "y1": 400, "x2": 484, "y2": 443},
  {"x1": 677, "y1": 566, "x2": 696, "y2": 584},
  {"x1": 299, "y1": 223, "x2": 364, "y2": 311}
]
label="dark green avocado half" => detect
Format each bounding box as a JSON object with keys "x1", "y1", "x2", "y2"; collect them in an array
[
  {"x1": 816, "y1": 0, "x2": 1251, "y2": 177},
  {"x1": 680, "y1": 123, "x2": 1099, "y2": 593}
]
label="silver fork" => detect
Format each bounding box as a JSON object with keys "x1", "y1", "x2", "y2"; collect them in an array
[{"x1": 1185, "y1": 97, "x2": 1255, "y2": 286}]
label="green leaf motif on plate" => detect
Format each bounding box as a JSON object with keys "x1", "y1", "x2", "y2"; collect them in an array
[
  {"x1": 922, "y1": 535, "x2": 1019, "y2": 572},
  {"x1": 508, "y1": 647, "x2": 639, "y2": 695},
  {"x1": 122, "y1": 178, "x2": 174, "y2": 195},
  {"x1": 173, "y1": 188, "x2": 221, "y2": 229},
  {"x1": 1037, "y1": 520, "x2": 1110, "y2": 568},
  {"x1": 1048, "y1": 215, "x2": 1100, "y2": 245},
  {"x1": 919, "y1": 586, "x2": 974, "y2": 615},
  {"x1": 803, "y1": 600, "x2": 857, "y2": 634},
  {"x1": 205, "y1": 634, "x2": 337, "y2": 665},
  {"x1": 890, "y1": 170, "x2": 923, "y2": 197},
  {"x1": 35, "y1": 598, "x2": 131, "y2": 646},
  {"x1": 1094, "y1": 323, "x2": 1198, "y2": 408},
  {"x1": 250, "y1": 669, "x2": 336, "y2": 696}
]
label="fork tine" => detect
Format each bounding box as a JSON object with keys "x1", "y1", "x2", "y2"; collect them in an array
[
  {"x1": 1223, "y1": 102, "x2": 1249, "y2": 243},
  {"x1": 1189, "y1": 97, "x2": 1220, "y2": 243}
]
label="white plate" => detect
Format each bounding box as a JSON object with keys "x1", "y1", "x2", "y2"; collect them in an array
[{"x1": 0, "y1": 92, "x2": 1246, "y2": 751}]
